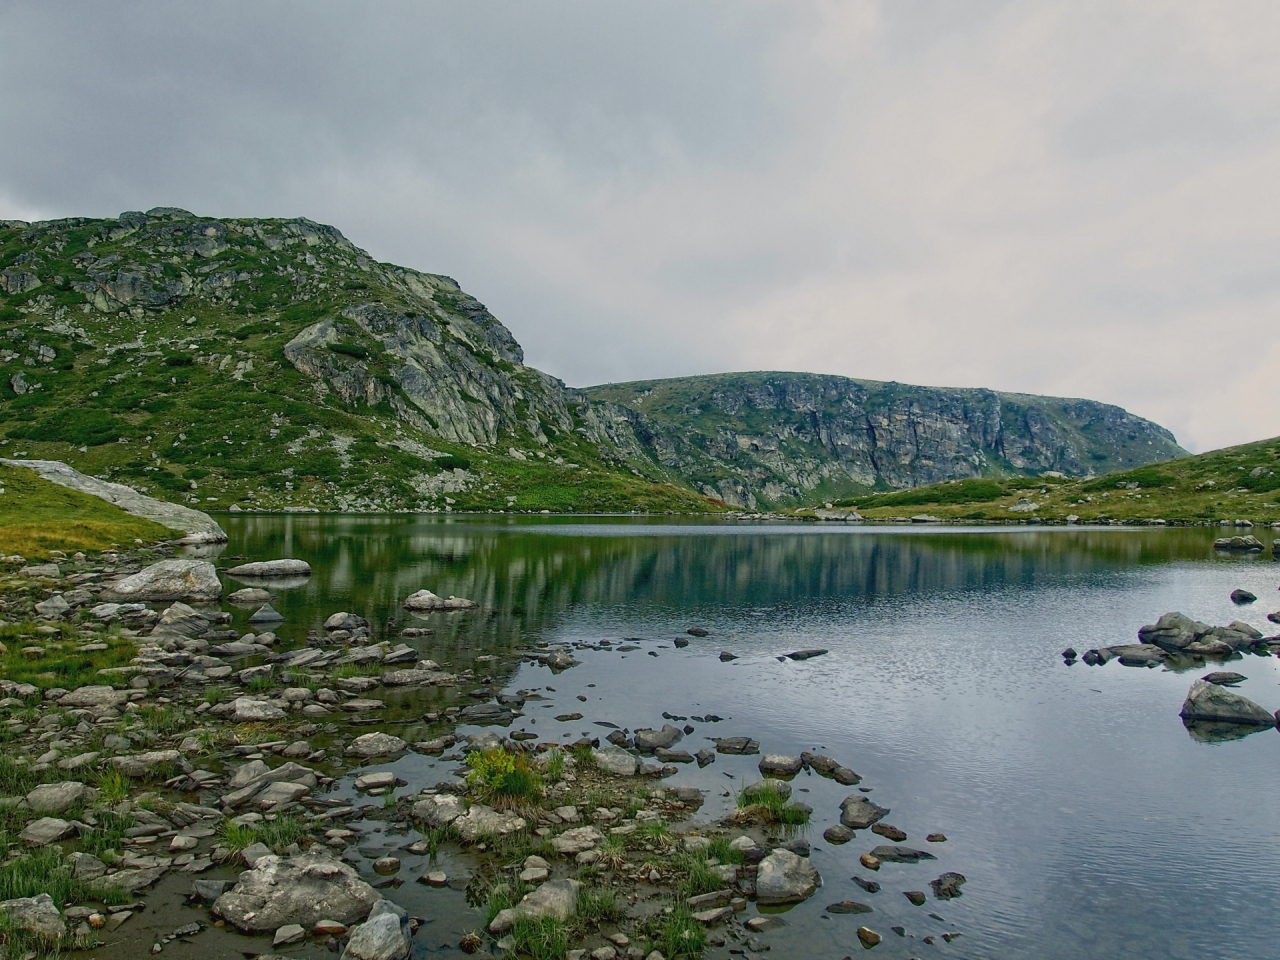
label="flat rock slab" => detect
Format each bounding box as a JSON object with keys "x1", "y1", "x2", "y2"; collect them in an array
[
  {"x1": 19, "y1": 817, "x2": 73, "y2": 846},
  {"x1": 712, "y1": 737, "x2": 759, "y2": 755},
  {"x1": 59, "y1": 685, "x2": 129, "y2": 708},
  {"x1": 759, "y1": 754, "x2": 803, "y2": 777},
  {"x1": 26, "y1": 781, "x2": 87, "y2": 814},
  {"x1": 228, "y1": 560, "x2": 312, "y2": 578},
  {"x1": 756, "y1": 849, "x2": 820, "y2": 905},
  {"x1": 869, "y1": 846, "x2": 936, "y2": 864}
]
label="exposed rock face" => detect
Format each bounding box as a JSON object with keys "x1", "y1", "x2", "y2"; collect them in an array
[
  {"x1": 0, "y1": 459, "x2": 226, "y2": 540},
  {"x1": 1180, "y1": 680, "x2": 1276, "y2": 726},
  {"x1": 99, "y1": 558, "x2": 222, "y2": 602},
  {"x1": 583, "y1": 373, "x2": 1186, "y2": 507},
  {"x1": 212, "y1": 852, "x2": 380, "y2": 933}
]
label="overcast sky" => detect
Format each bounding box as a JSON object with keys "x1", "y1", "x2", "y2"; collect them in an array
[{"x1": 3, "y1": 1, "x2": 1278, "y2": 453}]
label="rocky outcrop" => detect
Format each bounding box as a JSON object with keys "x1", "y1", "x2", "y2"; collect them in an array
[
  {"x1": 0, "y1": 459, "x2": 226, "y2": 540},
  {"x1": 583, "y1": 373, "x2": 1186, "y2": 507}
]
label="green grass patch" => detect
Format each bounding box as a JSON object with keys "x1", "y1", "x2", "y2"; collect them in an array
[
  {"x1": 466, "y1": 748, "x2": 542, "y2": 802},
  {"x1": 510, "y1": 916, "x2": 569, "y2": 960}
]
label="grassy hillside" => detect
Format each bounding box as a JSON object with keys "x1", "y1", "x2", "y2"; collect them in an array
[
  {"x1": 0, "y1": 211, "x2": 716, "y2": 514},
  {"x1": 0, "y1": 463, "x2": 175, "y2": 556},
  {"x1": 816, "y1": 435, "x2": 1280, "y2": 525}
]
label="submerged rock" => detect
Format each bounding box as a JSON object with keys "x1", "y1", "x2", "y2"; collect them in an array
[{"x1": 1179, "y1": 680, "x2": 1275, "y2": 726}]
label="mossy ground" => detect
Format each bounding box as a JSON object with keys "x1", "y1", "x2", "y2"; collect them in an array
[{"x1": 810, "y1": 435, "x2": 1280, "y2": 525}]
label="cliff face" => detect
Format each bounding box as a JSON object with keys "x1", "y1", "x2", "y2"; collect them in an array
[
  {"x1": 583, "y1": 374, "x2": 1186, "y2": 508},
  {"x1": 0, "y1": 209, "x2": 1184, "y2": 513}
]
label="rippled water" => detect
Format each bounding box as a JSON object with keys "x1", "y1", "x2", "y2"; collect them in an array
[{"x1": 215, "y1": 516, "x2": 1280, "y2": 960}]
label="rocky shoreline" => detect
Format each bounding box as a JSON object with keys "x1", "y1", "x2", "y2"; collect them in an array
[{"x1": 0, "y1": 543, "x2": 964, "y2": 959}]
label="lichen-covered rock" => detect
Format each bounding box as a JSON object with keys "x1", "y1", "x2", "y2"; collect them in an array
[
  {"x1": 346, "y1": 732, "x2": 407, "y2": 757},
  {"x1": 755, "y1": 849, "x2": 820, "y2": 905}
]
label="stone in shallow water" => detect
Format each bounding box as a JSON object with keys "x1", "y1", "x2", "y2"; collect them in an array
[
  {"x1": 346, "y1": 732, "x2": 407, "y2": 757},
  {"x1": 1179, "y1": 680, "x2": 1275, "y2": 726},
  {"x1": 488, "y1": 879, "x2": 580, "y2": 934},
  {"x1": 229, "y1": 559, "x2": 312, "y2": 578},
  {"x1": 840, "y1": 795, "x2": 889, "y2": 829},
  {"x1": 869, "y1": 845, "x2": 935, "y2": 864},
  {"x1": 212, "y1": 851, "x2": 380, "y2": 933},
  {"x1": 755, "y1": 849, "x2": 820, "y2": 905},
  {"x1": 758, "y1": 754, "x2": 802, "y2": 777},
  {"x1": 592, "y1": 745, "x2": 639, "y2": 776}
]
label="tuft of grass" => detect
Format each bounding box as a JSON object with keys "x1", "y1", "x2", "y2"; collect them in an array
[
  {"x1": 485, "y1": 882, "x2": 522, "y2": 927},
  {"x1": 737, "y1": 781, "x2": 810, "y2": 825},
  {"x1": 466, "y1": 748, "x2": 541, "y2": 802},
  {"x1": 576, "y1": 885, "x2": 621, "y2": 924},
  {"x1": 216, "y1": 820, "x2": 259, "y2": 853},
  {"x1": 510, "y1": 915, "x2": 569, "y2": 960},
  {"x1": 678, "y1": 854, "x2": 726, "y2": 898},
  {"x1": 570, "y1": 743, "x2": 596, "y2": 769},
  {"x1": 706, "y1": 836, "x2": 746, "y2": 866},
  {"x1": 204, "y1": 685, "x2": 229, "y2": 705},
  {"x1": 219, "y1": 814, "x2": 310, "y2": 854},
  {"x1": 95, "y1": 767, "x2": 129, "y2": 804},
  {"x1": 137, "y1": 705, "x2": 186, "y2": 737},
  {"x1": 77, "y1": 810, "x2": 134, "y2": 859},
  {"x1": 542, "y1": 749, "x2": 565, "y2": 782},
  {"x1": 245, "y1": 673, "x2": 275, "y2": 695},
  {"x1": 655, "y1": 906, "x2": 707, "y2": 960},
  {"x1": 595, "y1": 837, "x2": 626, "y2": 871}
]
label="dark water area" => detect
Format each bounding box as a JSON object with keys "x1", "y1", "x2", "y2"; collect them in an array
[{"x1": 211, "y1": 516, "x2": 1280, "y2": 960}]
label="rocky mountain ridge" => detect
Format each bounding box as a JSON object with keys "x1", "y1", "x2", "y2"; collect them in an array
[{"x1": 0, "y1": 209, "x2": 1183, "y2": 511}]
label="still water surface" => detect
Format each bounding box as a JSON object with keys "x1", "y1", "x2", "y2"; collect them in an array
[{"x1": 217, "y1": 516, "x2": 1280, "y2": 960}]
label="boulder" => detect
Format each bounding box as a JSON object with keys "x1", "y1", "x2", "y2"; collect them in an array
[
  {"x1": 228, "y1": 560, "x2": 312, "y2": 578},
  {"x1": 346, "y1": 733, "x2": 407, "y2": 758},
  {"x1": 1138, "y1": 612, "x2": 1210, "y2": 651},
  {"x1": 755, "y1": 849, "x2": 820, "y2": 905},
  {"x1": 592, "y1": 744, "x2": 639, "y2": 776},
  {"x1": 488, "y1": 879, "x2": 579, "y2": 934},
  {"x1": 25, "y1": 781, "x2": 87, "y2": 814},
  {"x1": 34, "y1": 595, "x2": 70, "y2": 618},
  {"x1": 0, "y1": 893, "x2": 66, "y2": 942},
  {"x1": 229, "y1": 587, "x2": 273, "y2": 604},
  {"x1": 840, "y1": 795, "x2": 890, "y2": 830},
  {"x1": 325, "y1": 612, "x2": 369, "y2": 631},
  {"x1": 99, "y1": 558, "x2": 222, "y2": 602},
  {"x1": 211, "y1": 851, "x2": 380, "y2": 934},
  {"x1": 58, "y1": 685, "x2": 129, "y2": 708},
  {"x1": 402, "y1": 589, "x2": 478, "y2": 612},
  {"x1": 234, "y1": 698, "x2": 286, "y2": 721},
  {"x1": 151, "y1": 602, "x2": 212, "y2": 638},
  {"x1": 759, "y1": 755, "x2": 803, "y2": 777},
  {"x1": 452, "y1": 804, "x2": 526, "y2": 842},
  {"x1": 248, "y1": 603, "x2": 286, "y2": 623},
  {"x1": 342, "y1": 900, "x2": 411, "y2": 960},
  {"x1": 1179, "y1": 680, "x2": 1275, "y2": 726},
  {"x1": 411, "y1": 794, "x2": 466, "y2": 828},
  {"x1": 19, "y1": 817, "x2": 73, "y2": 845},
  {"x1": 549, "y1": 826, "x2": 604, "y2": 856}
]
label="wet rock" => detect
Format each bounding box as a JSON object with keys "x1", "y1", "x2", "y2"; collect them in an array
[
  {"x1": 785, "y1": 649, "x2": 828, "y2": 661},
  {"x1": 823, "y1": 824, "x2": 853, "y2": 845},
  {"x1": 25, "y1": 780, "x2": 87, "y2": 814},
  {"x1": 758, "y1": 754, "x2": 802, "y2": 777},
  {"x1": 1138, "y1": 612, "x2": 1211, "y2": 651},
  {"x1": 711, "y1": 737, "x2": 759, "y2": 755},
  {"x1": 826, "y1": 901, "x2": 872, "y2": 914},
  {"x1": 859, "y1": 853, "x2": 880, "y2": 871},
  {"x1": 857, "y1": 927, "x2": 881, "y2": 947},
  {"x1": 228, "y1": 560, "x2": 312, "y2": 578},
  {"x1": 412, "y1": 794, "x2": 466, "y2": 827},
  {"x1": 592, "y1": 744, "x2": 639, "y2": 776},
  {"x1": 904, "y1": 891, "x2": 926, "y2": 906},
  {"x1": 1202, "y1": 671, "x2": 1247, "y2": 686},
  {"x1": 926, "y1": 833, "x2": 947, "y2": 843},
  {"x1": 325, "y1": 612, "x2": 369, "y2": 632},
  {"x1": 756, "y1": 849, "x2": 820, "y2": 905},
  {"x1": 930, "y1": 872, "x2": 966, "y2": 899},
  {"x1": 346, "y1": 733, "x2": 407, "y2": 757},
  {"x1": 373, "y1": 857, "x2": 400, "y2": 876},
  {"x1": 852, "y1": 876, "x2": 880, "y2": 894},
  {"x1": 550, "y1": 826, "x2": 604, "y2": 855},
  {"x1": 869, "y1": 846, "x2": 936, "y2": 864},
  {"x1": 488, "y1": 879, "x2": 579, "y2": 934},
  {"x1": 871, "y1": 823, "x2": 906, "y2": 842},
  {"x1": 403, "y1": 590, "x2": 478, "y2": 612},
  {"x1": 452, "y1": 805, "x2": 526, "y2": 842},
  {"x1": 695, "y1": 749, "x2": 716, "y2": 767},
  {"x1": 99, "y1": 558, "x2": 222, "y2": 602},
  {"x1": 1231, "y1": 589, "x2": 1257, "y2": 604},
  {"x1": 229, "y1": 588, "x2": 272, "y2": 605},
  {"x1": 1179, "y1": 680, "x2": 1275, "y2": 726},
  {"x1": 274, "y1": 923, "x2": 306, "y2": 946},
  {"x1": 718, "y1": 651, "x2": 738, "y2": 662},
  {"x1": 840, "y1": 795, "x2": 889, "y2": 829},
  {"x1": 687, "y1": 627, "x2": 709, "y2": 637},
  {"x1": 212, "y1": 851, "x2": 380, "y2": 933},
  {"x1": 654, "y1": 748, "x2": 694, "y2": 763},
  {"x1": 634, "y1": 725, "x2": 683, "y2": 751},
  {"x1": 458, "y1": 702, "x2": 513, "y2": 724},
  {"x1": 0, "y1": 892, "x2": 66, "y2": 942}
]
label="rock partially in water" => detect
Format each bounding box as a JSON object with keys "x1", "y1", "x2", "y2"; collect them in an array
[
  {"x1": 1201, "y1": 671, "x2": 1247, "y2": 686},
  {"x1": 840, "y1": 795, "x2": 889, "y2": 830},
  {"x1": 412, "y1": 794, "x2": 466, "y2": 827},
  {"x1": 343, "y1": 900, "x2": 411, "y2": 960},
  {"x1": 248, "y1": 603, "x2": 286, "y2": 623},
  {"x1": 826, "y1": 901, "x2": 872, "y2": 914},
  {"x1": 99, "y1": 558, "x2": 222, "y2": 602},
  {"x1": 756, "y1": 849, "x2": 820, "y2": 905},
  {"x1": 403, "y1": 589, "x2": 478, "y2": 612},
  {"x1": 871, "y1": 823, "x2": 906, "y2": 842},
  {"x1": 930, "y1": 872, "x2": 966, "y2": 899},
  {"x1": 823, "y1": 824, "x2": 853, "y2": 845},
  {"x1": 1179, "y1": 680, "x2": 1275, "y2": 726},
  {"x1": 212, "y1": 851, "x2": 380, "y2": 933},
  {"x1": 1230, "y1": 588, "x2": 1257, "y2": 604},
  {"x1": 634, "y1": 724, "x2": 683, "y2": 751},
  {"x1": 785, "y1": 648, "x2": 828, "y2": 661},
  {"x1": 228, "y1": 559, "x2": 311, "y2": 578},
  {"x1": 1214, "y1": 535, "x2": 1264, "y2": 551},
  {"x1": 759, "y1": 754, "x2": 802, "y2": 777},
  {"x1": 229, "y1": 587, "x2": 272, "y2": 605},
  {"x1": 325, "y1": 612, "x2": 369, "y2": 632},
  {"x1": 346, "y1": 732, "x2": 407, "y2": 757},
  {"x1": 869, "y1": 845, "x2": 936, "y2": 864},
  {"x1": 711, "y1": 737, "x2": 759, "y2": 755}
]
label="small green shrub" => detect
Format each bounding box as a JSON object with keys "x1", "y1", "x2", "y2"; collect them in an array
[
  {"x1": 434, "y1": 455, "x2": 471, "y2": 472},
  {"x1": 466, "y1": 749, "x2": 541, "y2": 801},
  {"x1": 328, "y1": 342, "x2": 369, "y2": 360},
  {"x1": 656, "y1": 906, "x2": 707, "y2": 959}
]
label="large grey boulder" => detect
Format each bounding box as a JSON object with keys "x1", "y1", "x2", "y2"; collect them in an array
[
  {"x1": 234, "y1": 697, "x2": 286, "y2": 721},
  {"x1": 488, "y1": 879, "x2": 579, "y2": 934},
  {"x1": 212, "y1": 851, "x2": 380, "y2": 933},
  {"x1": 19, "y1": 817, "x2": 74, "y2": 845},
  {"x1": 0, "y1": 458, "x2": 226, "y2": 541},
  {"x1": 342, "y1": 899, "x2": 411, "y2": 960},
  {"x1": 840, "y1": 795, "x2": 890, "y2": 829},
  {"x1": 452, "y1": 804, "x2": 526, "y2": 842},
  {"x1": 1180, "y1": 680, "x2": 1276, "y2": 726},
  {"x1": 228, "y1": 559, "x2": 312, "y2": 578},
  {"x1": 346, "y1": 732, "x2": 407, "y2": 758},
  {"x1": 99, "y1": 558, "x2": 222, "y2": 602},
  {"x1": 411, "y1": 794, "x2": 466, "y2": 828},
  {"x1": 592, "y1": 744, "x2": 639, "y2": 776},
  {"x1": 25, "y1": 781, "x2": 87, "y2": 814},
  {"x1": 1138, "y1": 612, "x2": 1208, "y2": 651},
  {"x1": 0, "y1": 892, "x2": 66, "y2": 942},
  {"x1": 402, "y1": 589, "x2": 478, "y2": 611},
  {"x1": 755, "y1": 849, "x2": 820, "y2": 905}
]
